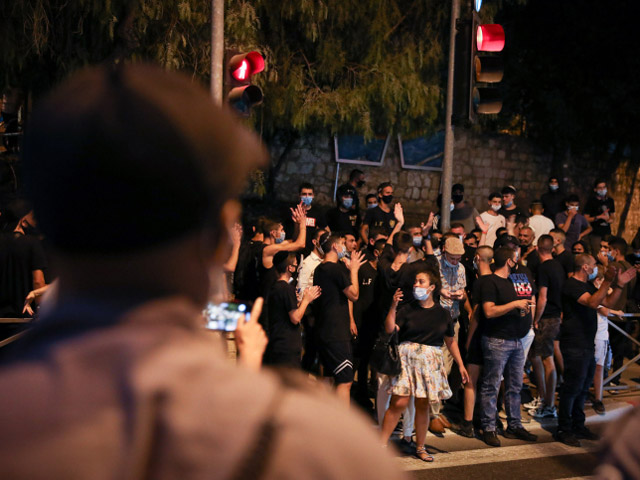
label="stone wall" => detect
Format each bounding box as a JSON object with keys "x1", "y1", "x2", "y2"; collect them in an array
[{"x1": 266, "y1": 129, "x2": 640, "y2": 242}]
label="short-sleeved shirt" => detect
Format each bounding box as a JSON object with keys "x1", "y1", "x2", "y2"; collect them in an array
[
  {"x1": 313, "y1": 262, "x2": 351, "y2": 342},
  {"x1": 555, "y1": 211, "x2": 589, "y2": 250},
  {"x1": 266, "y1": 280, "x2": 301, "y2": 353},
  {"x1": 451, "y1": 204, "x2": 480, "y2": 233},
  {"x1": 536, "y1": 258, "x2": 565, "y2": 318},
  {"x1": 584, "y1": 196, "x2": 615, "y2": 237},
  {"x1": 470, "y1": 274, "x2": 492, "y2": 334},
  {"x1": 326, "y1": 208, "x2": 360, "y2": 237},
  {"x1": 480, "y1": 273, "x2": 532, "y2": 339},
  {"x1": 499, "y1": 205, "x2": 528, "y2": 220},
  {"x1": 363, "y1": 206, "x2": 397, "y2": 236},
  {"x1": 479, "y1": 212, "x2": 506, "y2": 247},
  {"x1": 396, "y1": 301, "x2": 454, "y2": 346},
  {"x1": 554, "y1": 250, "x2": 574, "y2": 276},
  {"x1": 353, "y1": 261, "x2": 378, "y2": 328},
  {"x1": 561, "y1": 277, "x2": 597, "y2": 349}
]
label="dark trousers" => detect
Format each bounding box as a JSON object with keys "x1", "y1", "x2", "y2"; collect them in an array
[{"x1": 558, "y1": 346, "x2": 596, "y2": 432}]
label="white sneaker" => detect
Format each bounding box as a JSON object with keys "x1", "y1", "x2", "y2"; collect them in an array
[
  {"x1": 523, "y1": 397, "x2": 541, "y2": 410},
  {"x1": 529, "y1": 405, "x2": 557, "y2": 419}
]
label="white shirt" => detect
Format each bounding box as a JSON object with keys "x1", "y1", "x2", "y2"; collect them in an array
[
  {"x1": 595, "y1": 309, "x2": 610, "y2": 342},
  {"x1": 528, "y1": 214, "x2": 555, "y2": 245},
  {"x1": 480, "y1": 211, "x2": 506, "y2": 247},
  {"x1": 297, "y1": 251, "x2": 323, "y2": 293}
]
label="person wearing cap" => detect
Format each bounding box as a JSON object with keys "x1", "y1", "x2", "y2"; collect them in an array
[
  {"x1": 499, "y1": 185, "x2": 528, "y2": 221},
  {"x1": 450, "y1": 183, "x2": 480, "y2": 234},
  {"x1": 336, "y1": 169, "x2": 366, "y2": 216},
  {"x1": 0, "y1": 64, "x2": 404, "y2": 480}
]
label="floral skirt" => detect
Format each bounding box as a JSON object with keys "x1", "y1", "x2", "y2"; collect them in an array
[{"x1": 386, "y1": 342, "x2": 452, "y2": 401}]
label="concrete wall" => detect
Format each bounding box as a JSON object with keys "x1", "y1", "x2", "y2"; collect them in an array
[{"x1": 268, "y1": 130, "x2": 638, "y2": 241}]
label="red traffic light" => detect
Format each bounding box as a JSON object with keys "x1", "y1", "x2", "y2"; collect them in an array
[
  {"x1": 476, "y1": 24, "x2": 505, "y2": 52},
  {"x1": 229, "y1": 51, "x2": 265, "y2": 82}
]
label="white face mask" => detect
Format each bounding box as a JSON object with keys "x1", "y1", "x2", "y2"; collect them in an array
[{"x1": 491, "y1": 204, "x2": 501, "y2": 212}]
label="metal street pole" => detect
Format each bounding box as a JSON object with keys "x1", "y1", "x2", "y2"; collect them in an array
[
  {"x1": 441, "y1": 0, "x2": 460, "y2": 232},
  {"x1": 210, "y1": 0, "x2": 224, "y2": 104}
]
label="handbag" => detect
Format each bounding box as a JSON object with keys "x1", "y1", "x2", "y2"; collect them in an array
[{"x1": 371, "y1": 330, "x2": 402, "y2": 376}]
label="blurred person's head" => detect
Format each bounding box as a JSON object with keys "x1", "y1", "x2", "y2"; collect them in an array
[
  {"x1": 23, "y1": 63, "x2": 267, "y2": 306},
  {"x1": 464, "y1": 233, "x2": 478, "y2": 249},
  {"x1": 365, "y1": 193, "x2": 378, "y2": 209},
  {"x1": 572, "y1": 241, "x2": 587, "y2": 255}
]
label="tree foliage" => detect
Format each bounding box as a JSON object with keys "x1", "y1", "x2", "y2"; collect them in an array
[{"x1": 1, "y1": 0, "x2": 451, "y2": 140}]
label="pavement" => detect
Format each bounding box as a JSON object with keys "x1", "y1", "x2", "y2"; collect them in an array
[{"x1": 388, "y1": 365, "x2": 640, "y2": 480}]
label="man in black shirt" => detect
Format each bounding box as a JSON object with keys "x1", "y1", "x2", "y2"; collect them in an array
[
  {"x1": 555, "y1": 254, "x2": 636, "y2": 447},
  {"x1": 478, "y1": 246, "x2": 537, "y2": 447},
  {"x1": 584, "y1": 179, "x2": 615, "y2": 255},
  {"x1": 326, "y1": 191, "x2": 361, "y2": 238},
  {"x1": 360, "y1": 182, "x2": 397, "y2": 243},
  {"x1": 529, "y1": 235, "x2": 565, "y2": 419},
  {"x1": 313, "y1": 233, "x2": 365, "y2": 405},
  {"x1": 519, "y1": 226, "x2": 541, "y2": 278},
  {"x1": 550, "y1": 228, "x2": 573, "y2": 276},
  {"x1": 264, "y1": 251, "x2": 321, "y2": 368},
  {"x1": 499, "y1": 185, "x2": 528, "y2": 221},
  {"x1": 541, "y1": 176, "x2": 565, "y2": 222}
]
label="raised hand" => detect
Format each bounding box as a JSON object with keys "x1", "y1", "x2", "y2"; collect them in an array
[
  {"x1": 394, "y1": 203, "x2": 405, "y2": 225},
  {"x1": 421, "y1": 212, "x2": 435, "y2": 236},
  {"x1": 231, "y1": 222, "x2": 243, "y2": 247},
  {"x1": 392, "y1": 288, "x2": 403, "y2": 306},
  {"x1": 604, "y1": 265, "x2": 618, "y2": 283},
  {"x1": 345, "y1": 250, "x2": 366, "y2": 272},
  {"x1": 617, "y1": 267, "x2": 638, "y2": 286},
  {"x1": 290, "y1": 203, "x2": 307, "y2": 224},
  {"x1": 475, "y1": 215, "x2": 488, "y2": 233}
]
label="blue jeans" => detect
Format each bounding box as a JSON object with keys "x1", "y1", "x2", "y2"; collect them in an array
[
  {"x1": 480, "y1": 336, "x2": 525, "y2": 432},
  {"x1": 558, "y1": 347, "x2": 596, "y2": 433}
]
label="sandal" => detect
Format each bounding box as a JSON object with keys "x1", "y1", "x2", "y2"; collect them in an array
[{"x1": 415, "y1": 445, "x2": 434, "y2": 463}]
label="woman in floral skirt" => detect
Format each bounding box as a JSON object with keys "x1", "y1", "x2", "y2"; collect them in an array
[{"x1": 380, "y1": 265, "x2": 469, "y2": 462}]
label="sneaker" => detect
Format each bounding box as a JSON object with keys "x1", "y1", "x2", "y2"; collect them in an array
[
  {"x1": 529, "y1": 405, "x2": 557, "y2": 419},
  {"x1": 456, "y1": 420, "x2": 475, "y2": 438},
  {"x1": 483, "y1": 430, "x2": 501, "y2": 447},
  {"x1": 592, "y1": 400, "x2": 606, "y2": 415},
  {"x1": 523, "y1": 396, "x2": 542, "y2": 410},
  {"x1": 555, "y1": 430, "x2": 581, "y2": 447},
  {"x1": 574, "y1": 426, "x2": 599, "y2": 440},
  {"x1": 504, "y1": 426, "x2": 538, "y2": 442}
]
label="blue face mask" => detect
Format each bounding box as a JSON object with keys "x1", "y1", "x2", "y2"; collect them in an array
[
  {"x1": 549, "y1": 184, "x2": 559, "y2": 192},
  {"x1": 413, "y1": 287, "x2": 430, "y2": 301},
  {"x1": 342, "y1": 198, "x2": 353, "y2": 209},
  {"x1": 275, "y1": 231, "x2": 286, "y2": 244},
  {"x1": 337, "y1": 245, "x2": 347, "y2": 260},
  {"x1": 368, "y1": 203, "x2": 378, "y2": 209},
  {"x1": 473, "y1": 259, "x2": 479, "y2": 271},
  {"x1": 607, "y1": 252, "x2": 615, "y2": 261},
  {"x1": 301, "y1": 195, "x2": 313, "y2": 206},
  {"x1": 634, "y1": 252, "x2": 640, "y2": 258},
  {"x1": 504, "y1": 200, "x2": 513, "y2": 208},
  {"x1": 413, "y1": 236, "x2": 422, "y2": 247},
  {"x1": 443, "y1": 258, "x2": 458, "y2": 269},
  {"x1": 588, "y1": 266, "x2": 598, "y2": 281}
]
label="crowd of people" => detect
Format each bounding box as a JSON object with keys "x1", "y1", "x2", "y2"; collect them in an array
[
  {"x1": 1, "y1": 62, "x2": 640, "y2": 478},
  {"x1": 230, "y1": 171, "x2": 640, "y2": 456}
]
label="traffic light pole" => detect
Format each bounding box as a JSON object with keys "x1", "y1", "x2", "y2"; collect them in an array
[
  {"x1": 441, "y1": 0, "x2": 460, "y2": 232},
  {"x1": 210, "y1": 0, "x2": 224, "y2": 105}
]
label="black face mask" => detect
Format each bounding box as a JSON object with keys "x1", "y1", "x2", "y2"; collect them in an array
[
  {"x1": 452, "y1": 194, "x2": 464, "y2": 204},
  {"x1": 381, "y1": 194, "x2": 393, "y2": 204},
  {"x1": 356, "y1": 180, "x2": 365, "y2": 188}
]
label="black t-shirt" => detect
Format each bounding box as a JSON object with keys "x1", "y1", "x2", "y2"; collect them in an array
[
  {"x1": 561, "y1": 277, "x2": 597, "y2": 349},
  {"x1": 480, "y1": 273, "x2": 532, "y2": 339},
  {"x1": 523, "y1": 249, "x2": 541, "y2": 279},
  {"x1": 471, "y1": 274, "x2": 492, "y2": 334},
  {"x1": 313, "y1": 262, "x2": 352, "y2": 342},
  {"x1": 284, "y1": 205, "x2": 326, "y2": 238},
  {"x1": 396, "y1": 301, "x2": 454, "y2": 346},
  {"x1": 499, "y1": 205, "x2": 528, "y2": 220},
  {"x1": 326, "y1": 208, "x2": 361, "y2": 237},
  {"x1": 353, "y1": 261, "x2": 378, "y2": 328},
  {"x1": 363, "y1": 205, "x2": 397, "y2": 236},
  {"x1": 541, "y1": 190, "x2": 565, "y2": 221},
  {"x1": 233, "y1": 240, "x2": 264, "y2": 302},
  {"x1": 266, "y1": 280, "x2": 301, "y2": 353},
  {"x1": 554, "y1": 250, "x2": 574, "y2": 277},
  {"x1": 584, "y1": 196, "x2": 615, "y2": 236},
  {"x1": 537, "y1": 258, "x2": 565, "y2": 318},
  {"x1": 0, "y1": 233, "x2": 47, "y2": 318}
]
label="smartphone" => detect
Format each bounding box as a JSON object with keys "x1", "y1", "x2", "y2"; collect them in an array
[{"x1": 204, "y1": 301, "x2": 252, "y2": 331}]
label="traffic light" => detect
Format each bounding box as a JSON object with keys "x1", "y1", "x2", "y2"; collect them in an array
[
  {"x1": 225, "y1": 51, "x2": 265, "y2": 116},
  {"x1": 453, "y1": 2, "x2": 505, "y2": 124}
]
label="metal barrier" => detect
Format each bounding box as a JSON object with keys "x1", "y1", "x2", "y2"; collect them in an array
[
  {"x1": 603, "y1": 313, "x2": 640, "y2": 391},
  {"x1": 0, "y1": 318, "x2": 32, "y2": 349}
]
